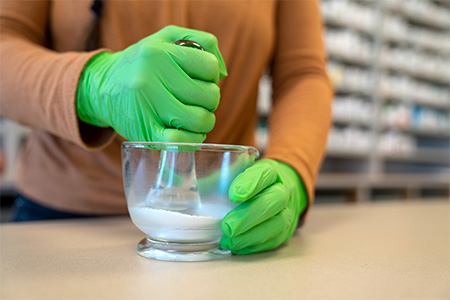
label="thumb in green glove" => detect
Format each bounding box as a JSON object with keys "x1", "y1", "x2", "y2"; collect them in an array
[
  {"x1": 76, "y1": 25, "x2": 227, "y2": 143},
  {"x1": 220, "y1": 159, "x2": 308, "y2": 255}
]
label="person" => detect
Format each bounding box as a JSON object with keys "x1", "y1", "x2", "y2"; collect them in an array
[{"x1": 0, "y1": 0, "x2": 332, "y2": 255}]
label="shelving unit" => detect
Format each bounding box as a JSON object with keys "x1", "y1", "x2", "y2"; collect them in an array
[
  {"x1": 0, "y1": 118, "x2": 29, "y2": 196},
  {"x1": 323, "y1": 0, "x2": 449, "y2": 201},
  {"x1": 258, "y1": 0, "x2": 450, "y2": 202}
]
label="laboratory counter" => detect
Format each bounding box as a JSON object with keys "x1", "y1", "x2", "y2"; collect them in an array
[{"x1": 1, "y1": 199, "x2": 449, "y2": 299}]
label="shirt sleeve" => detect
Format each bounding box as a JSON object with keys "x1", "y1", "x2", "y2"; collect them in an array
[
  {"x1": 0, "y1": 0, "x2": 115, "y2": 149},
  {"x1": 263, "y1": 0, "x2": 333, "y2": 208}
]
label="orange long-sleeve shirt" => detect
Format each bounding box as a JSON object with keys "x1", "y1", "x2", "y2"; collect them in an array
[{"x1": 0, "y1": 0, "x2": 332, "y2": 215}]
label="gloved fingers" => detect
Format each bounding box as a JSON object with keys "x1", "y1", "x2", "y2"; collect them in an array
[
  {"x1": 220, "y1": 207, "x2": 293, "y2": 252},
  {"x1": 112, "y1": 85, "x2": 213, "y2": 141},
  {"x1": 120, "y1": 112, "x2": 207, "y2": 143},
  {"x1": 222, "y1": 182, "x2": 289, "y2": 236},
  {"x1": 135, "y1": 36, "x2": 220, "y2": 84},
  {"x1": 229, "y1": 159, "x2": 279, "y2": 203},
  {"x1": 232, "y1": 211, "x2": 299, "y2": 255},
  {"x1": 146, "y1": 84, "x2": 215, "y2": 134},
  {"x1": 165, "y1": 104, "x2": 216, "y2": 134},
  {"x1": 170, "y1": 46, "x2": 221, "y2": 84},
  {"x1": 156, "y1": 127, "x2": 206, "y2": 143},
  {"x1": 197, "y1": 153, "x2": 253, "y2": 196},
  {"x1": 167, "y1": 74, "x2": 221, "y2": 112},
  {"x1": 154, "y1": 25, "x2": 228, "y2": 79},
  {"x1": 228, "y1": 233, "x2": 289, "y2": 255}
]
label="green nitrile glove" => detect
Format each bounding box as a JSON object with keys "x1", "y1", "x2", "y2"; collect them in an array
[
  {"x1": 76, "y1": 25, "x2": 227, "y2": 143},
  {"x1": 220, "y1": 159, "x2": 308, "y2": 255}
]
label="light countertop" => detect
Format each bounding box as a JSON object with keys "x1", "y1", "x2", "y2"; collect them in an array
[{"x1": 1, "y1": 199, "x2": 449, "y2": 299}]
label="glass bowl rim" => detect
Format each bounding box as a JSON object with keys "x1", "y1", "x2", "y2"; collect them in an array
[{"x1": 122, "y1": 142, "x2": 260, "y2": 156}]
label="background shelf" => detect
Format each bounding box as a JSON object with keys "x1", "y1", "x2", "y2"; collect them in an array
[{"x1": 258, "y1": 0, "x2": 450, "y2": 203}]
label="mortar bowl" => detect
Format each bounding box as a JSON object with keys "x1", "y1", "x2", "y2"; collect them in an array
[{"x1": 121, "y1": 142, "x2": 259, "y2": 261}]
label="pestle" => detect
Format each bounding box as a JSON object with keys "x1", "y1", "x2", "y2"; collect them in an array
[{"x1": 146, "y1": 40, "x2": 205, "y2": 212}]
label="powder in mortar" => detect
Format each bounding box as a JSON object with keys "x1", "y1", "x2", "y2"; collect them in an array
[{"x1": 128, "y1": 205, "x2": 223, "y2": 243}]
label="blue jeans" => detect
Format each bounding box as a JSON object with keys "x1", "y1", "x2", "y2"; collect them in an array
[{"x1": 10, "y1": 194, "x2": 95, "y2": 222}]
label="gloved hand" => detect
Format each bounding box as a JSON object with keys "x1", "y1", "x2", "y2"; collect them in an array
[
  {"x1": 76, "y1": 25, "x2": 227, "y2": 143},
  {"x1": 220, "y1": 159, "x2": 308, "y2": 255}
]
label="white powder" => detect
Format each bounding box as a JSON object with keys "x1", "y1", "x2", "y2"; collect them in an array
[{"x1": 129, "y1": 205, "x2": 223, "y2": 242}]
